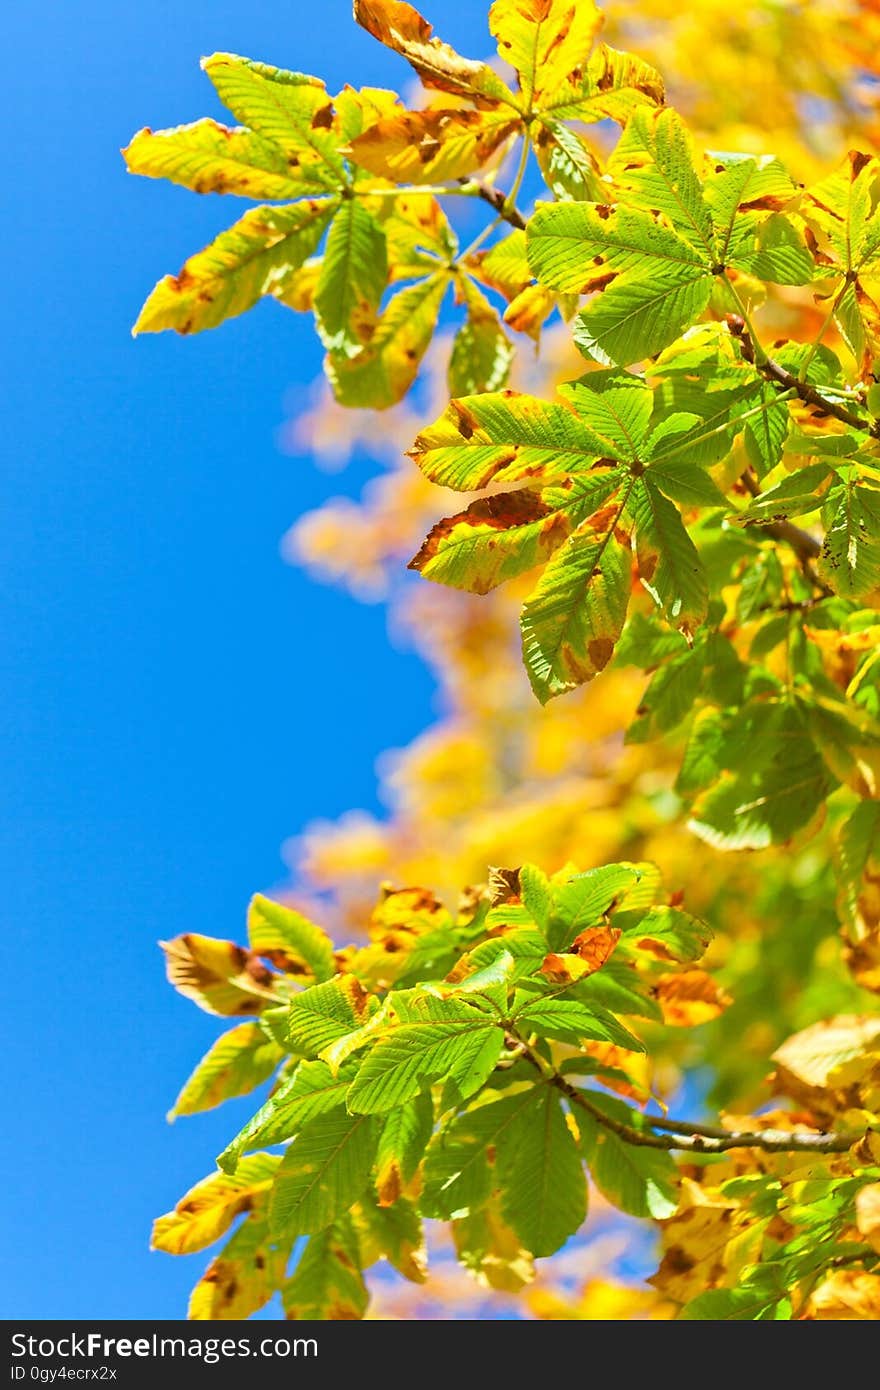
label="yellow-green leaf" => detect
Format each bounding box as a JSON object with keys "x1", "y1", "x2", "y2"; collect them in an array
[
  {"x1": 151, "y1": 1154, "x2": 280, "y2": 1255},
  {"x1": 133, "y1": 199, "x2": 335, "y2": 335},
  {"x1": 169, "y1": 1023, "x2": 284, "y2": 1119},
  {"x1": 123, "y1": 119, "x2": 319, "y2": 200}
]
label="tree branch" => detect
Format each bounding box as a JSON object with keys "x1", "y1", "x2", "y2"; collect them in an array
[
  {"x1": 516, "y1": 1039, "x2": 855, "y2": 1154},
  {"x1": 458, "y1": 176, "x2": 527, "y2": 231},
  {"x1": 728, "y1": 312, "x2": 880, "y2": 440},
  {"x1": 740, "y1": 471, "x2": 823, "y2": 565}
]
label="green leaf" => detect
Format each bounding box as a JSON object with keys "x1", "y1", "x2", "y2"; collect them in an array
[
  {"x1": 577, "y1": 1091, "x2": 678, "y2": 1218},
  {"x1": 201, "y1": 54, "x2": 344, "y2": 185},
  {"x1": 704, "y1": 153, "x2": 799, "y2": 259},
  {"x1": 282, "y1": 1216, "x2": 368, "y2": 1319},
  {"x1": 515, "y1": 997, "x2": 645, "y2": 1052},
  {"x1": 314, "y1": 201, "x2": 388, "y2": 357},
  {"x1": 519, "y1": 862, "x2": 552, "y2": 932},
  {"x1": 419, "y1": 1088, "x2": 537, "y2": 1220},
  {"x1": 818, "y1": 478, "x2": 880, "y2": 598},
  {"x1": 738, "y1": 463, "x2": 832, "y2": 523},
  {"x1": 347, "y1": 997, "x2": 505, "y2": 1114},
  {"x1": 626, "y1": 648, "x2": 704, "y2": 741},
  {"x1": 169, "y1": 1023, "x2": 283, "y2": 1120},
  {"x1": 835, "y1": 800, "x2": 880, "y2": 934},
  {"x1": 646, "y1": 456, "x2": 729, "y2": 509},
  {"x1": 679, "y1": 1285, "x2": 791, "y2": 1321},
  {"x1": 375, "y1": 1091, "x2": 435, "y2": 1204},
  {"x1": 520, "y1": 523, "x2": 632, "y2": 703},
  {"x1": 629, "y1": 477, "x2": 708, "y2": 629},
  {"x1": 448, "y1": 285, "x2": 513, "y2": 396},
  {"x1": 608, "y1": 107, "x2": 713, "y2": 255},
  {"x1": 217, "y1": 1059, "x2": 355, "y2": 1173},
  {"x1": 688, "y1": 702, "x2": 834, "y2": 849},
  {"x1": 133, "y1": 198, "x2": 335, "y2": 335},
  {"x1": 407, "y1": 390, "x2": 625, "y2": 492},
  {"x1": 409, "y1": 474, "x2": 621, "y2": 594},
  {"x1": 558, "y1": 371, "x2": 653, "y2": 461},
  {"x1": 528, "y1": 201, "x2": 707, "y2": 294},
  {"x1": 327, "y1": 272, "x2": 447, "y2": 409},
  {"x1": 573, "y1": 268, "x2": 713, "y2": 368},
  {"x1": 499, "y1": 1085, "x2": 587, "y2": 1256},
  {"x1": 248, "y1": 894, "x2": 336, "y2": 981},
  {"x1": 547, "y1": 864, "x2": 644, "y2": 950},
  {"x1": 123, "y1": 119, "x2": 319, "y2": 200},
  {"x1": 268, "y1": 1111, "x2": 378, "y2": 1237},
  {"x1": 616, "y1": 905, "x2": 712, "y2": 962},
  {"x1": 286, "y1": 977, "x2": 371, "y2": 1058}
]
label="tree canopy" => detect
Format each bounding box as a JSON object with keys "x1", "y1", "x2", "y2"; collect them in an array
[{"x1": 130, "y1": 0, "x2": 880, "y2": 1320}]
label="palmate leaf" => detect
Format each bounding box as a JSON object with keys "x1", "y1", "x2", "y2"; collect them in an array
[
  {"x1": 268, "y1": 1110, "x2": 379, "y2": 1238},
  {"x1": 420, "y1": 1088, "x2": 537, "y2": 1220},
  {"x1": 411, "y1": 372, "x2": 716, "y2": 701},
  {"x1": 287, "y1": 976, "x2": 372, "y2": 1057},
  {"x1": 375, "y1": 1091, "x2": 435, "y2": 1204},
  {"x1": 515, "y1": 997, "x2": 645, "y2": 1052},
  {"x1": 350, "y1": 0, "x2": 662, "y2": 193},
  {"x1": 528, "y1": 107, "x2": 810, "y2": 366}
]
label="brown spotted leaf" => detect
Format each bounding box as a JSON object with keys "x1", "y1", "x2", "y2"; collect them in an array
[
  {"x1": 354, "y1": 0, "x2": 517, "y2": 105},
  {"x1": 409, "y1": 473, "x2": 620, "y2": 594},
  {"x1": 520, "y1": 510, "x2": 632, "y2": 703},
  {"x1": 151, "y1": 1154, "x2": 281, "y2": 1255},
  {"x1": 133, "y1": 199, "x2": 335, "y2": 335},
  {"x1": 161, "y1": 934, "x2": 281, "y2": 1016},
  {"x1": 348, "y1": 106, "x2": 518, "y2": 182}
]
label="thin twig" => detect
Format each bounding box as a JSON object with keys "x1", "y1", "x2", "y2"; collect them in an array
[
  {"x1": 458, "y1": 176, "x2": 527, "y2": 231},
  {"x1": 515, "y1": 1039, "x2": 855, "y2": 1154},
  {"x1": 726, "y1": 310, "x2": 880, "y2": 440},
  {"x1": 740, "y1": 470, "x2": 823, "y2": 564}
]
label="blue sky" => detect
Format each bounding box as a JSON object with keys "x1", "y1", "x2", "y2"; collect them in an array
[{"x1": 4, "y1": 0, "x2": 492, "y2": 1318}]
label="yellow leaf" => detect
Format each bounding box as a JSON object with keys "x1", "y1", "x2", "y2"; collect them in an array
[
  {"x1": 188, "y1": 1216, "x2": 287, "y2": 1319},
  {"x1": 653, "y1": 969, "x2": 731, "y2": 1026},
  {"x1": 133, "y1": 199, "x2": 335, "y2": 336},
  {"x1": 151, "y1": 1155, "x2": 280, "y2": 1255},
  {"x1": 803, "y1": 1270, "x2": 880, "y2": 1320},
  {"x1": 354, "y1": 0, "x2": 517, "y2": 105},
  {"x1": 161, "y1": 934, "x2": 281, "y2": 1016},
  {"x1": 503, "y1": 282, "x2": 555, "y2": 339},
  {"x1": 349, "y1": 107, "x2": 518, "y2": 182},
  {"x1": 855, "y1": 1182, "x2": 880, "y2": 1253},
  {"x1": 488, "y1": 0, "x2": 602, "y2": 103},
  {"x1": 772, "y1": 1015, "x2": 880, "y2": 1108},
  {"x1": 123, "y1": 119, "x2": 316, "y2": 199}
]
